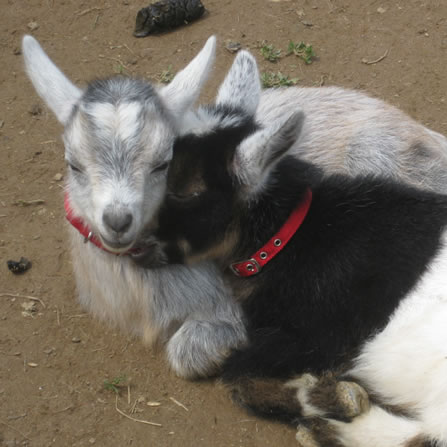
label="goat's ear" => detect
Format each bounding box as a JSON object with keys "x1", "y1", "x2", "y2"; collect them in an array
[
  {"x1": 159, "y1": 36, "x2": 216, "y2": 122},
  {"x1": 22, "y1": 35, "x2": 83, "y2": 126},
  {"x1": 216, "y1": 50, "x2": 261, "y2": 116},
  {"x1": 233, "y1": 111, "x2": 305, "y2": 196}
]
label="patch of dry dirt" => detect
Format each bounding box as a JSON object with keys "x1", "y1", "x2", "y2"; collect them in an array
[{"x1": 1, "y1": 0, "x2": 447, "y2": 446}]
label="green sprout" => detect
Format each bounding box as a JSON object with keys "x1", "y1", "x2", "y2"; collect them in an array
[
  {"x1": 158, "y1": 65, "x2": 175, "y2": 84},
  {"x1": 287, "y1": 41, "x2": 315, "y2": 64},
  {"x1": 103, "y1": 375, "x2": 127, "y2": 394},
  {"x1": 260, "y1": 43, "x2": 282, "y2": 63},
  {"x1": 261, "y1": 72, "x2": 299, "y2": 88},
  {"x1": 114, "y1": 64, "x2": 126, "y2": 75}
]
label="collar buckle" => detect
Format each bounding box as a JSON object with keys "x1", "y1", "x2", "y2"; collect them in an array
[
  {"x1": 84, "y1": 231, "x2": 93, "y2": 244},
  {"x1": 230, "y1": 258, "x2": 261, "y2": 277},
  {"x1": 228, "y1": 188, "x2": 313, "y2": 278}
]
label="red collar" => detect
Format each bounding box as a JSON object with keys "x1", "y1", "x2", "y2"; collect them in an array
[
  {"x1": 64, "y1": 192, "x2": 139, "y2": 255},
  {"x1": 230, "y1": 188, "x2": 312, "y2": 277}
]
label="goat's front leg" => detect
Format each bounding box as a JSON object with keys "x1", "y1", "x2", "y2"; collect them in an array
[
  {"x1": 167, "y1": 318, "x2": 248, "y2": 379},
  {"x1": 131, "y1": 227, "x2": 187, "y2": 268},
  {"x1": 130, "y1": 234, "x2": 172, "y2": 268}
]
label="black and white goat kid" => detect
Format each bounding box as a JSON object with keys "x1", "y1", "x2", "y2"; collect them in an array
[{"x1": 138, "y1": 51, "x2": 447, "y2": 447}]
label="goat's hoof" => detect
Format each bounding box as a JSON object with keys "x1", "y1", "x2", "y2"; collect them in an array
[
  {"x1": 287, "y1": 373, "x2": 318, "y2": 390},
  {"x1": 336, "y1": 381, "x2": 370, "y2": 418},
  {"x1": 300, "y1": 373, "x2": 319, "y2": 388},
  {"x1": 296, "y1": 425, "x2": 319, "y2": 447}
]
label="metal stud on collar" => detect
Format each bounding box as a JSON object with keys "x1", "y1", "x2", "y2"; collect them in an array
[
  {"x1": 274, "y1": 238, "x2": 282, "y2": 247},
  {"x1": 230, "y1": 258, "x2": 261, "y2": 276},
  {"x1": 260, "y1": 251, "x2": 268, "y2": 260},
  {"x1": 84, "y1": 231, "x2": 93, "y2": 243}
]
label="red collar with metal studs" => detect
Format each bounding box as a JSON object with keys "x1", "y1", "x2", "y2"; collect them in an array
[
  {"x1": 230, "y1": 188, "x2": 313, "y2": 277},
  {"x1": 64, "y1": 192, "x2": 139, "y2": 255}
]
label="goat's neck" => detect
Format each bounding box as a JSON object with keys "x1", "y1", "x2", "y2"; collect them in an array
[{"x1": 231, "y1": 160, "x2": 315, "y2": 264}]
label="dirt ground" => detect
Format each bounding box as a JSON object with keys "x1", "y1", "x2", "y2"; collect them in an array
[{"x1": 1, "y1": 0, "x2": 447, "y2": 446}]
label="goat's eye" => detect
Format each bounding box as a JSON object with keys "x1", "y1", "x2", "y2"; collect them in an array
[
  {"x1": 168, "y1": 191, "x2": 201, "y2": 201},
  {"x1": 152, "y1": 161, "x2": 170, "y2": 173},
  {"x1": 67, "y1": 162, "x2": 83, "y2": 174}
]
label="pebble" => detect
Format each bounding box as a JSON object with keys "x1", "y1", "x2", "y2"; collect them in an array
[
  {"x1": 225, "y1": 40, "x2": 241, "y2": 53},
  {"x1": 21, "y1": 301, "x2": 36, "y2": 312},
  {"x1": 53, "y1": 173, "x2": 63, "y2": 181},
  {"x1": 140, "y1": 48, "x2": 152, "y2": 59},
  {"x1": 27, "y1": 21, "x2": 39, "y2": 31},
  {"x1": 71, "y1": 337, "x2": 81, "y2": 343},
  {"x1": 29, "y1": 104, "x2": 42, "y2": 116}
]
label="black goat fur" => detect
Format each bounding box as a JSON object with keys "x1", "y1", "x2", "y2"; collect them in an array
[{"x1": 134, "y1": 112, "x2": 447, "y2": 429}]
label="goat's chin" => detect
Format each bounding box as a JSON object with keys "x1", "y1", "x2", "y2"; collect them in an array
[{"x1": 99, "y1": 236, "x2": 136, "y2": 254}]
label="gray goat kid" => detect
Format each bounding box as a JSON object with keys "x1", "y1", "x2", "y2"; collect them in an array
[
  {"x1": 22, "y1": 35, "x2": 247, "y2": 379},
  {"x1": 23, "y1": 36, "x2": 447, "y2": 382},
  {"x1": 184, "y1": 51, "x2": 447, "y2": 194}
]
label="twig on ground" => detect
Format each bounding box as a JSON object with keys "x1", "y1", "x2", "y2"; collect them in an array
[
  {"x1": 67, "y1": 314, "x2": 88, "y2": 319},
  {"x1": 115, "y1": 396, "x2": 162, "y2": 427},
  {"x1": 362, "y1": 49, "x2": 389, "y2": 65},
  {"x1": 91, "y1": 346, "x2": 107, "y2": 352},
  {"x1": 123, "y1": 44, "x2": 135, "y2": 55},
  {"x1": 93, "y1": 14, "x2": 100, "y2": 28},
  {"x1": 0, "y1": 293, "x2": 46, "y2": 308},
  {"x1": 0, "y1": 420, "x2": 31, "y2": 440},
  {"x1": 7, "y1": 413, "x2": 27, "y2": 421},
  {"x1": 12, "y1": 199, "x2": 45, "y2": 207},
  {"x1": 75, "y1": 7, "x2": 103, "y2": 16},
  {"x1": 169, "y1": 397, "x2": 189, "y2": 412},
  {"x1": 52, "y1": 405, "x2": 74, "y2": 414}
]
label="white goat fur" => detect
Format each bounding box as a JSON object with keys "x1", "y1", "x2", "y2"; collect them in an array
[
  {"x1": 22, "y1": 33, "x2": 447, "y2": 426},
  {"x1": 333, "y1": 235, "x2": 447, "y2": 446}
]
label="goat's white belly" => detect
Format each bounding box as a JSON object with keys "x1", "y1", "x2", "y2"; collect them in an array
[{"x1": 349, "y1": 232, "x2": 447, "y2": 441}]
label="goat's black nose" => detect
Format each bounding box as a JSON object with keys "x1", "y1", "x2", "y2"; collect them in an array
[{"x1": 103, "y1": 210, "x2": 133, "y2": 234}]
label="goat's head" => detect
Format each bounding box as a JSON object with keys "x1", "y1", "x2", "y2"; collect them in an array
[
  {"x1": 152, "y1": 51, "x2": 305, "y2": 264},
  {"x1": 22, "y1": 35, "x2": 215, "y2": 253}
]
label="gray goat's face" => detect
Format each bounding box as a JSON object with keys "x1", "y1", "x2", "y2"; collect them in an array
[
  {"x1": 22, "y1": 35, "x2": 216, "y2": 252},
  {"x1": 64, "y1": 79, "x2": 175, "y2": 251}
]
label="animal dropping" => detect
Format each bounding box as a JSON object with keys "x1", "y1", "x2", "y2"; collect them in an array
[
  {"x1": 7, "y1": 257, "x2": 32, "y2": 274},
  {"x1": 134, "y1": 0, "x2": 205, "y2": 37}
]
